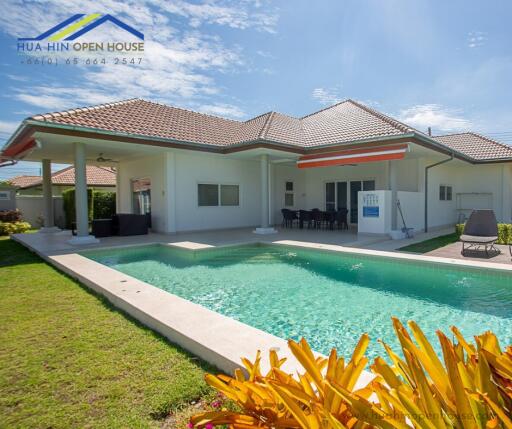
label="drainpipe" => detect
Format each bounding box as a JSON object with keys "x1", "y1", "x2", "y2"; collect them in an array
[{"x1": 424, "y1": 153, "x2": 454, "y2": 232}]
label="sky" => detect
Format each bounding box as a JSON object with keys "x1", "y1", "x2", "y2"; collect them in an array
[{"x1": 1, "y1": 0, "x2": 511, "y2": 179}]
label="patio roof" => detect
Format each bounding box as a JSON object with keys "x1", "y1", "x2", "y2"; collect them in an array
[{"x1": 2, "y1": 99, "x2": 512, "y2": 163}]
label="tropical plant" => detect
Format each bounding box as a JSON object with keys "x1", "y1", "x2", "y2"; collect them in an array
[
  {"x1": 190, "y1": 319, "x2": 512, "y2": 429},
  {"x1": 190, "y1": 335, "x2": 373, "y2": 428},
  {"x1": 0, "y1": 221, "x2": 31, "y2": 235}
]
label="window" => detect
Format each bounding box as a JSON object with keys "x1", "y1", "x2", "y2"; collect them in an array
[
  {"x1": 198, "y1": 184, "x2": 219, "y2": 206},
  {"x1": 132, "y1": 178, "x2": 151, "y2": 214},
  {"x1": 220, "y1": 185, "x2": 239, "y2": 206},
  {"x1": 0, "y1": 191, "x2": 10, "y2": 200},
  {"x1": 285, "y1": 181, "x2": 294, "y2": 207},
  {"x1": 440, "y1": 185, "x2": 453, "y2": 201},
  {"x1": 198, "y1": 184, "x2": 239, "y2": 207}
]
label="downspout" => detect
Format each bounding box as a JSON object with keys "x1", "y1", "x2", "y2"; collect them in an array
[{"x1": 424, "y1": 153, "x2": 454, "y2": 232}]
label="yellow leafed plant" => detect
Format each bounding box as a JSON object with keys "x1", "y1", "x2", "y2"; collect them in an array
[{"x1": 190, "y1": 319, "x2": 512, "y2": 429}]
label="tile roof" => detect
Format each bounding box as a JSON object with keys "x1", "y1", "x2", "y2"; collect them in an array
[
  {"x1": 8, "y1": 166, "x2": 116, "y2": 189},
  {"x1": 25, "y1": 98, "x2": 512, "y2": 162},
  {"x1": 7, "y1": 175, "x2": 41, "y2": 188},
  {"x1": 433, "y1": 132, "x2": 512, "y2": 161}
]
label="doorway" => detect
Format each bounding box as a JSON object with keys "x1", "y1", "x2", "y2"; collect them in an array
[
  {"x1": 325, "y1": 181, "x2": 348, "y2": 211},
  {"x1": 350, "y1": 180, "x2": 375, "y2": 223}
]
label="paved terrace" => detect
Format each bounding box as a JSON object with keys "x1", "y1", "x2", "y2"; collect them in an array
[{"x1": 12, "y1": 226, "x2": 453, "y2": 257}]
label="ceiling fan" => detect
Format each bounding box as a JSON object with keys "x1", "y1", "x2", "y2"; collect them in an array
[{"x1": 95, "y1": 153, "x2": 118, "y2": 163}]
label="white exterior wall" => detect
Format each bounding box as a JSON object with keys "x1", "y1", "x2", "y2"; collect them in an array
[
  {"x1": 117, "y1": 150, "x2": 262, "y2": 233},
  {"x1": 272, "y1": 164, "x2": 306, "y2": 224},
  {"x1": 424, "y1": 160, "x2": 512, "y2": 228},
  {"x1": 172, "y1": 151, "x2": 261, "y2": 231},
  {"x1": 116, "y1": 147, "x2": 512, "y2": 234}
]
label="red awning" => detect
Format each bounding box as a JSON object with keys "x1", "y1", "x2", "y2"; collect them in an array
[{"x1": 297, "y1": 144, "x2": 409, "y2": 169}]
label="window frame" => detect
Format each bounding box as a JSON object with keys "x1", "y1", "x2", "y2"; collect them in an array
[
  {"x1": 439, "y1": 184, "x2": 453, "y2": 201},
  {"x1": 131, "y1": 176, "x2": 152, "y2": 215},
  {"x1": 284, "y1": 181, "x2": 294, "y2": 207},
  {"x1": 197, "y1": 182, "x2": 240, "y2": 207}
]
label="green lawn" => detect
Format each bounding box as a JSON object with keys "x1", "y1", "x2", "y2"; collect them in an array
[
  {"x1": 398, "y1": 232, "x2": 459, "y2": 254},
  {"x1": 0, "y1": 237, "x2": 214, "y2": 428}
]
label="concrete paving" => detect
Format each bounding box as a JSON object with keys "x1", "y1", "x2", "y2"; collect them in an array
[{"x1": 426, "y1": 242, "x2": 511, "y2": 265}]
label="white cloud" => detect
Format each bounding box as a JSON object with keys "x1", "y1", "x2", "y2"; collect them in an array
[
  {"x1": 0, "y1": 0, "x2": 278, "y2": 116},
  {"x1": 311, "y1": 87, "x2": 342, "y2": 105},
  {"x1": 467, "y1": 31, "x2": 486, "y2": 48},
  {"x1": 398, "y1": 104, "x2": 472, "y2": 133},
  {"x1": 0, "y1": 120, "x2": 19, "y2": 134},
  {"x1": 153, "y1": 0, "x2": 278, "y2": 33},
  {"x1": 196, "y1": 102, "x2": 245, "y2": 119}
]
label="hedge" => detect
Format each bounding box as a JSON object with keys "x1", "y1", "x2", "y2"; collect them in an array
[
  {"x1": 93, "y1": 191, "x2": 116, "y2": 219},
  {"x1": 455, "y1": 223, "x2": 512, "y2": 244},
  {"x1": 62, "y1": 189, "x2": 116, "y2": 229}
]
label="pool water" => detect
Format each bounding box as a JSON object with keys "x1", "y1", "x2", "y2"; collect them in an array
[{"x1": 84, "y1": 244, "x2": 512, "y2": 359}]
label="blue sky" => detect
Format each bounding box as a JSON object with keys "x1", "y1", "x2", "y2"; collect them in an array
[{"x1": 1, "y1": 0, "x2": 511, "y2": 179}]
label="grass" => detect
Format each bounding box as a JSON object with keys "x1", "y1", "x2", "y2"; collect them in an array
[
  {"x1": 398, "y1": 232, "x2": 459, "y2": 254},
  {"x1": 0, "y1": 236, "x2": 215, "y2": 428}
]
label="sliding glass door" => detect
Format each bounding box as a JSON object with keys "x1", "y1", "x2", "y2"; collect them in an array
[
  {"x1": 325, "y1": 181, "x2": 348, "y2": 211},
  {"x1": 350, "y1": 180, "x2": 375, "y2": 223}
]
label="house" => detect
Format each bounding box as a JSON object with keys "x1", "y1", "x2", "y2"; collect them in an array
[
  {"x1": 8, "y1": 165, "x2": 116, "y2": 196},
  {"x1": 1, "y1": 98, "x2": 511, "y2": 244}
]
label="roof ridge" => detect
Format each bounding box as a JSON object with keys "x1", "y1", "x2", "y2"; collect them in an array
[
  {"x1": 51, "y1": 165, "x2": 74, "y2": 177},
  {"x1": 346, "y1": 99, "x2": 415, "y2": 134},
  {"x1": 300, "y1": 99, "x2": 350, "y2": 119},
  {"x1": 31, "y1": 98, "x2": 139, "y2": 121},
  {"x1": 435, "y1": 131, "x2": 511, "y2": 148},
  {"x1": 467, "y1": 131, "x2": 512, "y2": 149},
  {"x1": 242, "y1": 111, "x2": 272, "y2": 123},
  {"x1": 259, "y1": 111, "x2": 276, "y2": 139}
]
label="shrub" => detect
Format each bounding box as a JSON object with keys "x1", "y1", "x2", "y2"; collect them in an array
[
  {"x1": 191, "y1": 319, "x2": 512, "y2": 429},
  {"x1": 455, "y1": 223, "x2": 512, "y2": 244},
  {"x1": 0, "y1": 221, "x2": 31, "y2": 235},
  {"x1": 62, "y1": 189, "x2": 116, "y2": 228},
  {"x1": 93, "y1": 191, "x2": 116, "y2": 219},
  {"x1": 62, "y1": 188, "x2": 94, "y2": 229},
  {"x1": 0, "y1": 209, "x2": 22, "y2": 223}
]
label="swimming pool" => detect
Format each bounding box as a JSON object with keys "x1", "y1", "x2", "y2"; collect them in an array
[{"x1": 83, "y1": 243, "x2": 512, "y2": 359}]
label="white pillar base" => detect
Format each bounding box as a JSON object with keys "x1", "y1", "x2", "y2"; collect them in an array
[
  {"x1": 67, "y1": 235, "x2": 100, "y2": 245},
  {"x1": 39, "y1": 226, "x2": 61, "y2": 234},
  {"x1": 253, "y1": 227, "x2": 278, "y2": 235}
]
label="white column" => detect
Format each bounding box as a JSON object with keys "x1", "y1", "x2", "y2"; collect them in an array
[
  {"x1": 39, "y1": 159, "x2": 60, "y2": 233},
  {"x1": 165, "y1": 152, "x2": 177, "y2": 233},
  {"x1": 68, "y1": 143, "x2": 99, "y2": 245},
  {"x1": 254, "y1": 154, "x2": 277, "y2": 234},
  {"x1": 388, "y1": 160, "x2": 398, "y2": 230}
]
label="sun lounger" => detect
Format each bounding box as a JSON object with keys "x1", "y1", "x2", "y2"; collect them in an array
[{"x1": 460, "y1": 209, "x2": 499, "y2": 257}]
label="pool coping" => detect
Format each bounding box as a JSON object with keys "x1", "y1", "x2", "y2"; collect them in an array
[{"x1": 11, "y1": 233, "x2": 512, "y2": 387}]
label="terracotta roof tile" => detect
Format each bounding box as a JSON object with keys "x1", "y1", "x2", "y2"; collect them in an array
[
  {"x1": 7, "y1": 175, "x2": 41, "y2": 188},
  {"x1": 8, "y1": 166, "x2": 116, "y2": 189},
  {"x1": 434, "y1": 132, "x2": 512, "y2": 161},
  {"x1": 25, "y1": 98, "x2": 512, "y2": 162}
]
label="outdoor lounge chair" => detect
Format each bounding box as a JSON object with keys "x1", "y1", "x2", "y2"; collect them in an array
[{"x1": 460, "y1": 209, "x2": 499, "y2": 257}]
